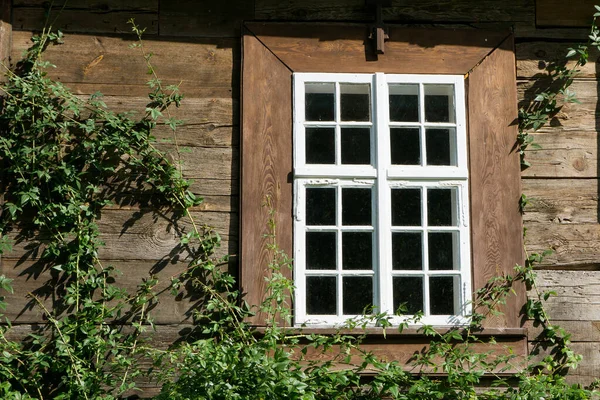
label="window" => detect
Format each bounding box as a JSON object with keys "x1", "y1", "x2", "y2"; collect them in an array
[
  {"x1": 293, "y1": 73, "x2": 471, "y2": 326},
  {"x1": 241, "y1": 23, "x2": 525, "y2": 350}
]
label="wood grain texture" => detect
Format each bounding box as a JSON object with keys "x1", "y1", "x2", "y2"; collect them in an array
[
  {"x1": 0, "y1": 259, "x2": 216, "y2": 324},
  {"x1": 519, "y1": 80, "x2": 600, "y2": 134},
  {"x1": 521, "y1": 180, "x2": 600, "y2": 269},
  {"x1": 522, "y1": 132, "x2": 597, "y2": 178},
  {"x1": 11, "y1": 31, "x2": 237, "y2": 96},
  {"x1": 467, "y1": 36, "x2": 525, "y2": 328},
  {"x1": 3, "y1": 208, "x2": 238, "y2": 261},
  {"x1": 525, "y1": 222, "x2": 600, "y2": 269},
  {"x1": 13, "y1": 0, "x2": 158, "y2": 34},
  {"x1": 516, "y1": 42, "x2": 600, "y2": 79},
  {"x1": 241, "y1": 33, "x2": 293, "y2": 326},
  {"x1": 255, "y1": 0, "x2": 533, "y2": 23},
  {"x1": 246, "y1": 22, "x2": 506, "y2": 75},
  {"x1": 526, "y1": 319, "x2": 600, "y2": 342},
  {"x1": 159, "y1": 0, "x2": 254, "y2": 38},
  {"x1": 536, "y1": 0, "x2": 597, "y2": 27},
  {"x1": 530, "y1": 270, "x2": 600, "y2": 321},
  {"x1": 522, "y1": 179, "x2": 598, "y2": 225}
]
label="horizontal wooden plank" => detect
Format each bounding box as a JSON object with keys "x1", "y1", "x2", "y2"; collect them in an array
[
  {"x1": 159, "y1": 0, "x2": 254, "y2": 38},
  {"x1": 247, "y1": 23, "x2": 508, "y2": 76},
  {"x1": 255, "y1": 0, "x2": 533, "y2": 22},
  {"x1": 536, "y1": 0, "x2": 597, "y2": 27},
  {"x1": 528, "y1": 270, "x2": 600, "y2": 321},
  {"x1": 521, "y1": 132, "x2": 598, "y2": 178},
  {"x1": 525, "y1": 222, "x2": 600, "y2": 269},
  {"x1": 11, "y1": 31, "x2": 237, "y2": 96},
  {"x1": 525, "y1": 320, "x2": 600, "y2": 343},
  {"x1": 13, "y1": 0, "x2": 158, "y2": 34},
  {"x1": 516, "y1": 42, "x2": 600, "y2": 80},
  {"x1": 522, "y1": 179, "x2": 598, "y2": 225},
  {"x1": 518, "y1": 80, "x2": 599, "y2": 133},
  {"x1": 3, "y1": 209, "x2": 238, "y2": 262},
  {"x1": 154, "y1": 144, "x2": 238, "y2": 180},
  {"x1": 0, "y1": 258, "x2": 238, "y2": 324},
  {"x1": 529, "y1": 341, "x2": 600, "y2": 385},
  {"x1": 69, "y1": 95, "x2": 237, "y2": 147}
]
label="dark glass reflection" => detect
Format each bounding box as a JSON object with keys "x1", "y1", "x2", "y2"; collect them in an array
[
  {"x1": 307, "y1": 276, "x2": 336, "y2": 314},
  {"x1": 428, "y1": 232, "x2": 455, "y2": 270},
  {"x1": 391, "y1": 128, "x2": 420, "y2": 165},
  {"x1": 392, "y1": 232, "x2": 422, "y2": 270},
  {"x1": 342, "y1": 232, "x2": 372, "y2": 270},
  {"x1": 306, "y1": 93, "x2": 334, "y2": 121},
  {"x1": 393, "y1": 277, "x2": 423, "y2": 315},
  {"x1": 430, "y1": 276, "x2": 455, "y2": 315},
  {"x1": 391, "y1": 189, "x2": 421, "y2": 226},
  {"x1": 427, "y1": 189, "x2": 453, "y2": 226},
  {"x1": 341, "y1": 93, "x2": 370, "y2": 121},
  {"x1": 342, "y1": 188, "x2": 371, "y2": 226},
  {"x1": 306, "y1": 127, "x2": 335, "y2": 164},
  {"x1": 306, "y1": 232, "x2": 336, "y2": 270},
  {"x1": 341, "y1": 128, "x2": 370, "y2": 165},
  {"x1": 306, "y1": 188, "x2": 335, "y2": 226},
  {"x1": 425, "y1": 94, "x2": 450, "y2": 122},
  {"x1": 426, "y1": 129, "x2": 451, "y2": 166},
  {"x1": 343, "y1": 277, "x2": 372, "y2": 314},
  {"x1": 390, "y1": 94, "x2": 419, "y2": 122}
]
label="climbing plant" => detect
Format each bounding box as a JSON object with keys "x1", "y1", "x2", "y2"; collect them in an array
[{"x1": 0, "y1": 9, "x2": 599, "y2": 400}]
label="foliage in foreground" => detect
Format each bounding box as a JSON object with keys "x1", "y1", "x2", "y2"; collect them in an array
[{"x1": 0, "y1": 13, "x2": 599, "y2": 400}]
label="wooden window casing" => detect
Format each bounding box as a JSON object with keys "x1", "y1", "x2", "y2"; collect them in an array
[{"x1": 241, "y1": 23, "x2": 525, "y2": 349}]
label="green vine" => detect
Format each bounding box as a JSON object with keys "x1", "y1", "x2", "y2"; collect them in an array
[{"x1": 0, "y1": 9, "x2": 598, "y2": 399}]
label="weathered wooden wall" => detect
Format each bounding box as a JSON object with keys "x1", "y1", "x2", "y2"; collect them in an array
[{"x1": 1, "y1": 0, "x2": 600, "y2": 389}]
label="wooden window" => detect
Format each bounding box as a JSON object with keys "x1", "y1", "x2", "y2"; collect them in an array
[
  {"x1": 293, "y1": 73, "x2": 471, "y2": 326},
  {"x1": 241, "y1": 23, "x2": 525, "y2": 347}
]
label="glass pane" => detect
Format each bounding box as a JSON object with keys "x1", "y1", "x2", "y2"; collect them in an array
[
  {"x1": 306, "y1": 276, "x2": 336, "y2": 315},
  {"x1": 424, "y1": 84, "x2": 454, "y2": 123},
  {"x1": 428, "y1": 232, "x2": 457, "y2": 271},
  {"x1": 342, "y1": 232, "x2": 372, "y2": 270},
  {"x1": 427, "y1": 188, "x2": 456, "y2": 226},
  {"x1": 342, "y1": 188, "x2": 371, "y2": 226},
  {"x1": 426, "y1": 128, "x2": 453, "y2": 166},
  {"x1": 393, "y1": 277, "x2": 423, "y2": 315},
  {"x1": 389, "y1": 84, "x2": 419, "y2": 122},
  {"x1": 341, "y1": 128, "x2": 371, "y2": 165},
  {"x1": 306, "y1": 232, "x2": 336, "y2": 270},
  {"x1": 340, "y1": 84, "x2": 370, "y2": 121},
  {"x1": 430, "y1": 276, "x2": 456, "y2": 315},
  {"x1": 306, "y1": 188, "x2": 336, "y2": 226},
  {"x1": 343, "y1": 277, "x2": 372, "y2": 314},
  {"x1": 390, "y1": 128, "x2": 420, "y2": 165},
  {"x1": 391, "y1": 188, "x2": 421, "y2": 226},
  {"x1": 305, "y1": 83, "x2": 335, "y2": 121},
  {"x1": 306, "y1": 127, "x2": 335, "y2": 164},
  {"x1": 392, "y1": 232, "x2": 422, "y2": 270}
]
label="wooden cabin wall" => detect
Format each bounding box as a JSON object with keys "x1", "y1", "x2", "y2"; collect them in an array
[{"x1": 1, "y1": 0, "x2": 600, "y2": 389}]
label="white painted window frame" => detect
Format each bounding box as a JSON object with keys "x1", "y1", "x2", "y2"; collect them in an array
[{"x1": 293, "y1": 72, "x2": 471, "y2": 327}]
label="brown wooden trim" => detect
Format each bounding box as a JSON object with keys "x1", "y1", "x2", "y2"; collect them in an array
[
  {"x1": 241, "y1": 23, "x2": 524, "y2": 331},
  {"x1": 466, "y1": 35, "x2": 525, "y2": 329},
  {"x1": 256, "y1": 326, "x2": 528, "y2": 337},
  {"x1": 245, "y1": 22, "x2": 509, "y2": 75},
  {"x1": 241, "y1": 32, "x2": 293, "y2": 326}
]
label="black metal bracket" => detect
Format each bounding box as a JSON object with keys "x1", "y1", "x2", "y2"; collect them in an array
[{"x1": 366, "y1": 0, "x2": 391, "y2": 54}]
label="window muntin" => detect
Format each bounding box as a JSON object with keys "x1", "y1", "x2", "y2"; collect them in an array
[{"x1": 293, "y1": 73, "x2": 470, "y2": 326}]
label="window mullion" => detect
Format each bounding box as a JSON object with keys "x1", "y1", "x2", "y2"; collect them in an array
[{"x1": 374, "y1": 73, "x2": 392, "y2": 316}]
